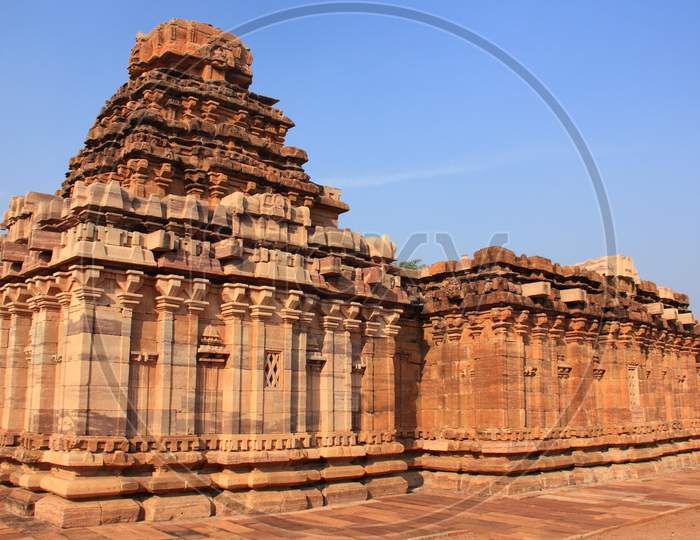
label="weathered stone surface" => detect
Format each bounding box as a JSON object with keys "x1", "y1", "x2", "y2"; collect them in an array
[
  {"x1": 142, "y1": 494, "x2": 212, "y2": 521},
  {"x1": 0, "y1": 16, "x2": 698, "y2": 530},
  {"x1": 4, "y1": 488, "x2": 46, "y2": 517},
  {"x1": 321, "y1": 482, "x2": 368, "y2": 506},
  {"x1": 34, "y1": 495, "x2": 141, "y2": 528},
  {"x1": 364, "y1": 476, "x2": 408, "y2": 498},
  {"x1": 214, "y1": 488, "x2": 318, "y2": 515}
]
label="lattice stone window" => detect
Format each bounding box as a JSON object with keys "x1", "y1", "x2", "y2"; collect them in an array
[{"x1": 264, "y1": 351, "x2": 281, "y2": 389}]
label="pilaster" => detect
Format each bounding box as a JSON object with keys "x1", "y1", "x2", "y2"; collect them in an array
[
  {"x1": 220, "y1": 284, "x2": 248, "y2": 434},
  {"x1": 1, "y1": 284, "x2": 32, "y2": 433},
  {"x1": 247, "y1": 286, "x2": 274, "y2": 434},
  {"x1": 153, "y1": 275, "x2": 184, "y2": 436},
  {"x1": 25, "y1": 277, "x2": 62, "y2": 434},
  {"x1": 320, "y1": 300, "x2": 343, "y2": 434},
  {"x1": 181, "y1": 278, "x2": 209, "y2": 435},
  {"x1": 115, "y1": 270, "x2": 144, "y2": 436},
  {"x1": 59, "y1": 265, "x2": 103, "y2": 435}
]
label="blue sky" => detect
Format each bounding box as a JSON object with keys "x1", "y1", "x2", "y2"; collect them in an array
[{"x1": 1, "y1": 1, "x2": 698, "y2": 307}]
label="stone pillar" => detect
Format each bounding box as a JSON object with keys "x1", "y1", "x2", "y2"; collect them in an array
[
  {"x1": 55, "y1": 266, "x2": 103, "y2": 435},
  {"x1": 360, "y1": 306, "x2": 401, "y2": 437},
  {"x1": 491, "y1": 308, "x2": 524, "y2": 429},
  {"x1": 549, "y1": 316, "x2": 568, "y2": 428},
  {"x1": 247, "y1": 286, "x2": 274, "y2": 434},
  {"x1": 115, "y1": 270, "x2": 144, "y2": 436},
  {"x1": 0, "y1": 297, "x2": 10, "y2": 426},
  {"x1": 582, "y1": 321, "x2": 601, "y2": 428},
  {"x1": 529, "y1": 313, "x2": 550, "y2": 428},
  {"x1": 635, "y1": 326, "x2": 655, "y2": 423},
  {"x1": 221, "y1": 284, "x2": 248, "y2": 434},
  {"x1": 280, "y1": 290, "x2": 303, "y2": 435},
  {"x1": 597, "y1": 322, "x2": 620, "y2": 426},
  {"x1": 684, "y1": 337, "x2": 700, "y2": 418},
  {"x1": 295, "y1": 297, "x2": 316, "y2": 433},
  {"x1": 660, "y1": 332, "x2": 675, "y2": 422},
  {"x1": 320, "y1": 300, "x2": 343, "y2": 434},
  {"x1": 669, "y1": 337, "x2": 684, "y2": 421},
  {"x1": 360, "y1": 317, "x2": 381, "y2": 434},
  {"x1": 619, "y1": 323, "x2": 643, "y2": 424},
  {"x1": 445, "y1": 314, "x2": 466, "y2": 430},
  {"x1": 647, "y1": 331, "x2": 665, "y2": 422},
  {"x1": 688, "y1": 338, "x2": 700, "y2": 418},
  {"x1": 1, "y1": 284, "x2": 32, "y2": 433},
  {"x1": 380, "y1": 312, "x2": 402, "y2": 437},
  {"x1": 52, "y1": 289, "x2": 72, "y2": 433},
  {"x1": 180, "y1": 278, "x2": 209, "y2": 435},
  {"x1": 342, "y1": 303, "x2": 362, "y2": 434},
  {"x1": 563, "y1": 318, "x2": 591, "y2": 429},
  {"x1": 153, "y1": 275, "x2": 184, "y2": 436},
  {"x1": 466, "y1": 315, "x2": 485, "y2": 430},
  {"x1": 513, "y1": 310, "x2": 530, "y2": 430},
  {"x1": 25, "y1": 277, "x2": 62, "y2": 434}
]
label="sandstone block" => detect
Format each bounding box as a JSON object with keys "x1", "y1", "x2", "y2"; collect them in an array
[
  {"x1": 560, "y1": 288, "x2": 587, "y2": 304},
  {"x1": 322, "y1": 482, "x2": 368, "y2": 506},
  {"x1": 678, "y1": 312, "x2": 695, "y2": 326},
  {"x1": 364, "y1": 458, "x2": 408, "y2": 476},
  {"x1": 210, "y1": 469, "x2": 249, "y2": 490},
  {"x1": 645, "y1": 302, "x2": 664, "y2": 315},
  {"x1": 214, "y1": 488, "x2": 315, "y2": 516},
  {"x1": 4, "y1": 487, "x2": 46, "y2": 517},
  {"x1": 320, "y1": 464, "x2": 365, "y2": 481},
  {"x1": 34, "y1": 495, "x2": 101, "y2": 528},
  {"x1": 662, "y1": 308, "x2": 678, "y2": 320},
  {"x1": 365, "y1": 476, "x2": 408, "y2": 498},
  {"x1": 41, "y1": 473, "x2": 139, "y2": 499},
  {"x1": 143, "y1": 494, "x2": 212, "y2": 521},
  {"x1": 521, "y1": 281, "x2": 551, "y2": 298},
  {"x1": 34, "y1": 495, "x2": 141, "y2": 528}
]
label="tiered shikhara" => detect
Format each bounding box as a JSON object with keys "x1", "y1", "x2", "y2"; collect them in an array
[{"x1": 0, "y1": 19, "x2": 698, "y2": 527}]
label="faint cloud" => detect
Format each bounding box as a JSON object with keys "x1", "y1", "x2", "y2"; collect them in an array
[{"x1": 327, "y1": 142, "x2": 566, "y2": 188}]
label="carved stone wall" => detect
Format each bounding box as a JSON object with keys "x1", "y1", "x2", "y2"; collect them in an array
[{"x1": 0, "y1": 18, "x2": 698, "y2": 528}]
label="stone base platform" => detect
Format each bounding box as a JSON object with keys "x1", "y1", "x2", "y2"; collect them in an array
[
  {"x1": 419, "y1": 449, "x2": 700, "y2": 497},
  {"x1": 4, "y1": 465, "x2": 700, "y2": 538},
  {"x1": 2, "y1": 449, "x2": 699, "y2": 528}
]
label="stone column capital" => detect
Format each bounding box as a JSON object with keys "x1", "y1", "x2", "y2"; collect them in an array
[
  {"x1": 250, "y1": 305, "x2": 274, "y2": 320},
  {"x1": 322, "y1": 315, "x2": 342, "y2": 331},
  {"x1": 117, "y1": 292, "x2": 143, "y2": 312},
  {"x1": 384, "y1": 324, "x2": 401, "y2": 337},
  {"x1": 221, "y1": 301, "x2": 247, "y2": 319},
  {"x1": 185, "y1": 299, "x2": 208, "y2": 313},
  {"x1": 155, "y1": 274, "x2": 184, "y2": 299},
  {"x1": 343, "y1": 318, "x2": 362, "y2": 333},
  {"x1": 281, "y1": 308, "x2": 301, "y2": 323},
  {"x1": 364, "y1": 321, "x2": 382, "y2": 337},
  {"x1": 28, "y1": 295, "x2": 61, "y2": 312},
  {"x1": 299, "y1": 311, "x2": 315, "y2": 329},
  {"x1": 56, "y1": 292, "x2": 73, "y2": 308},
  {"x1": 155, "y1": 295, "x2": 183, "y2": 313}
]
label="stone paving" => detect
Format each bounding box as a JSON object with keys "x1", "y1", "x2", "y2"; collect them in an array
[{"x1": 2, "y1": 468, "x2": 700, "y2": 539}]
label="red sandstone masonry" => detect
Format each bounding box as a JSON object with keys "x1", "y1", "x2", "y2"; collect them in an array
[{"x1": 0, "y1": 18, "x2": 698, "y2": 528}]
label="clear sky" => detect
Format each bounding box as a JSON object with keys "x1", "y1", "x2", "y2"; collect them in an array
[{"x1": 1, "y1": 1, "x2": 698, "y2": 307}]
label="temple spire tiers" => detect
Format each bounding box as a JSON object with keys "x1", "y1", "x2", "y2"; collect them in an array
[{"x1": 0, "y1": 18, "x2": 699, "y2": 528}]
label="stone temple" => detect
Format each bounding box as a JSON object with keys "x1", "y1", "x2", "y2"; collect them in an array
[{"x1": 0, "y1": 19, "x2": 698, "y2": 528}]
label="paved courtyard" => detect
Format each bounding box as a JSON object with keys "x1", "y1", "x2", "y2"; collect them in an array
[{"x1": 1, "y1": 468, "x2": 700, "y2": 539}]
